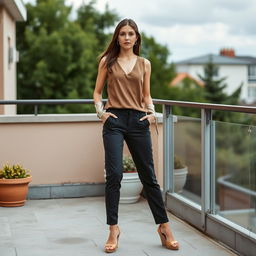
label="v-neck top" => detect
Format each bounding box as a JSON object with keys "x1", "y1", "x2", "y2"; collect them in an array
[{"x1": 104, "y1": 56, "x2": 147, "y2": 112}]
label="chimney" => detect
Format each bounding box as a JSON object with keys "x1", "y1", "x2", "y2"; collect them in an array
[{"x1": 219, "y1": 48, "x2": 235, "y2": 57}]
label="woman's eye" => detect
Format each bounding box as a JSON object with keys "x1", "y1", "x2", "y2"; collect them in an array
[{"x1": 119, "y1": 32, "x2": 135, "y2": 36}]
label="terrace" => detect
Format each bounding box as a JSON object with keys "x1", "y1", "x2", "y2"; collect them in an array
[
  {"x1": 0, "y1": 197, "x2": 236, "y2": 256},
  {"x1": 0, "y1": 99, "x2": 255, "y2": 256}
]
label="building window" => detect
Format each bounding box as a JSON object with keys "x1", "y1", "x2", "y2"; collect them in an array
[
  {"x1": 248, "y1": 65, "x2": 256, "y2": 82},
  {"x1": 213, "y1": 66, "x2": 219, "y2": 77},
  {"x1": 8, "y1": 37, "x2": 13, "y2": 69},
  {"x1": 248, "y1": 86, "x2": 256, "y2": 100}
]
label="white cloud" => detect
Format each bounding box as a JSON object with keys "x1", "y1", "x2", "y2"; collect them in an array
[{"x1": 23, "y1": 0, "x2": 256, "y2": 61}]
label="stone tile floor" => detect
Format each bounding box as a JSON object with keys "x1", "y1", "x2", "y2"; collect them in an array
[{"x1": 0, "y1": 197, "x2": 239, "y2": 256}]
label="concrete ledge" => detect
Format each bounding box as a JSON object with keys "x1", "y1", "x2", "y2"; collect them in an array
[
  {"x1": 0, "y1": 114, "x2": 99, "y2": 123},
  {"x1": 207, "y1": 215, "x2": 256, "y2": 256},
  {"x1": 0, "y1": 113, "x2": 164, "y2": 123},
  {"x1": 166, "y1": 192, "x2": 202, "y2": 229},
  {"x1": 27, "y1": 183, "x2": 105, "y2": 199},
  {"x1": 166, "y1": 193, "x2": 256, "y2": 256}
]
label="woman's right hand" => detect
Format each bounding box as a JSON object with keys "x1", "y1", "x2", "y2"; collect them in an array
[{"x1": 102, "y1": 112, "x2": 118, "y2": 124}]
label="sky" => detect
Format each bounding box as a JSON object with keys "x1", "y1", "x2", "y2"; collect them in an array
[{"x1": 24, "y1": 0, "x2": 256, "y2": 62}]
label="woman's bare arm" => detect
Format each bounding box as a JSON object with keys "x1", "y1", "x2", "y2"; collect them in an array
[
  {"x1": 141, "y1": 58, "x2": 156, "y2": 123},
  {"x1": 93, "y1": 57, "x2": 117, "y2": 120},
  {"x1": 93, "y1": 57, "x2": 108, "y2": 104},
  {"x1": 143, "y1": 58, "x2": 153, "y2": 105}
]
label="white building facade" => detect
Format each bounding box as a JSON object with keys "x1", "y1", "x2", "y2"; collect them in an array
[
  {"x1": 175, "y1": 50, "x2": 256, "y2": 104},
  {"x1": 0, "y1": 0, "x2": 26, "y2": 114}
]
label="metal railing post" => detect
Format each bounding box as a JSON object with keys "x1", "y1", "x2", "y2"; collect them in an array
[
  {"x1": 34, "y1": 105, "x2": 38, "y2": 116},
  {"x1": 163, "y1": 104, "x2": 174, "y2": 196},
  {"x1": 201, "y1": 108, "x2": 213, "y2": 230},
  {"x1": 210, "y1": 121, "x2": 216, "y2": 214}
]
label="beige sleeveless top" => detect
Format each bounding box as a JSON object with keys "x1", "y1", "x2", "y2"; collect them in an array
[{"x1": 104, "y1": 56, "x2": 147, "y2": 112}]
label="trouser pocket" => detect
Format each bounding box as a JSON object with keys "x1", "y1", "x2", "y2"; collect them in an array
[
  {"x1": 136, "y1": 112, "x2": 150, "y2": 128},
  {"x1": 103, "y1": 109, "x2": 119, "y2": 129}
]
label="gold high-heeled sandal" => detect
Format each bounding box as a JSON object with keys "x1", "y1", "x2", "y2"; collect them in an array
[
  {"x1": 157, "y1": 225, "x2": 179, "y2": 250},
  {"x1": 104, "y1": 231, "x2": 120, "y2": 253}
]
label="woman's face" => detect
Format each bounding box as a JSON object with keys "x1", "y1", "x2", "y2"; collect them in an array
[{"x1": 118, "y1": 25, "x2": 138, "y2": 50}]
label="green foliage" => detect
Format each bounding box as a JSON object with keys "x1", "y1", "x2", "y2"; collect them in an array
[
  {"x1": 141, "y1": 33, "x2": 206, "y2": 117},
  {"x1": 174, "y1": 155, "x2": 186, "y2": 169},
  {"x1": 168, "y1": 81, "x2": 205, "y2": 118},
  {"x1": 141, "y1": 33, "x2": 176, "y2": 112},
  {"x1": 16, "y1": 0, "x2": 118, "y2": 114},
  {"x1": 17, "y1": 0, "x2": 206, "y2": 117},
  {"x1": 17, "y1": 0, "x2": 242, "y2": 121},
  {"x1": 198, "y1": 56, "x2": 242, "y2": 121},
  {"x1": 123, "y1": 155, "x2": 137, "y2": 173},
  {"x1": 198, "y1": 57, "x2": 227, "y2": 103},
  {"x1": 215, "y1": 123, "x2": 256, "y2": 191},
  {"x1": 77, "y1": 0, "x2": 118, "y2": 50},
  {"x1": 140, "y1": 34, "x2": 206, "y2": 116},
  {"x1": 0, "y1": 164, "x2": 31, "y2": 179}
]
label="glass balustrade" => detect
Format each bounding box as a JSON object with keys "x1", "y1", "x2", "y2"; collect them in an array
[
  {"x1": 215, "y1": 121, "x2": 256, "y2": 236},
  {"x1": 173, "y1": 115, "x2": 201, "y2": 204}
]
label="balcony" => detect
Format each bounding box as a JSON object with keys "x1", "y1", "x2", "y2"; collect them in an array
[
  {"x1": 0, "y1": 197, "x2": 237, "y2": 255},
  {"x1": 0, "y1": 99, "x2": 255, "y2": 256}
]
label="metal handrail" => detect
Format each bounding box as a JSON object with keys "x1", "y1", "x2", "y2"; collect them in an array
[
  {"x1": 0, "y1": 98, "x2": 256, "y2": 114},
  {"x1": 0, "y1": 97, "x2": 255, "y2": 253},
  {"x1": 0, "y1": 99, "x2": 95, "y2": 105}
]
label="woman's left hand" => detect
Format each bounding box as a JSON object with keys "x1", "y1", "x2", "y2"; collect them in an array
[{"x1": 139, "y1": 114, "x2": 155, "y2": 124}]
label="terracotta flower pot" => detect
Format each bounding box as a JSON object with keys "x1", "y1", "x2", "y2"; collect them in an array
[{"x1": 0, "y1": 176, "x2": 32, "y2": 207}]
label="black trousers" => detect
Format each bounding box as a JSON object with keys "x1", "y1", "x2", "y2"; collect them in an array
[{"x1": 102, "y1": 108, "x2": 169, "y2": 225}]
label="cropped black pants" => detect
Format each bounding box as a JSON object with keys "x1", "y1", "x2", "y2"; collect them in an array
[{"x1": 102, "y1": 108, "x2": 169, "y2": 225}]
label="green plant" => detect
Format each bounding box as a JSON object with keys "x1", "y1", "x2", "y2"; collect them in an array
[
  {"x1": 123, "y1": 155, "x2": 137, "y2": 173},
  {"x1": 174, "y1": 155, "x2": 186, "y2": 169},
  {"x1": 0, "y1": 163, "x2": 31, "y2": 179}
]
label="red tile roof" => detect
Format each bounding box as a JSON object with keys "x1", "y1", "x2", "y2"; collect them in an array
[{"x1": 170, "y1": 72, "x2": 204, "y2": 87}]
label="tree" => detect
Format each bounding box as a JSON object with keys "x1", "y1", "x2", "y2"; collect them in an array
[
  {"x1": 76, "y1": 0, "x2": 118, "y2": 51},
  {"x1": 168, "y1": 78, "x2": 205, "y2": 117},
  {"x1": 141, "y1": 34, "x2": 206, "y2": 117},
  {"x1": 17, "y1": 0, "x2": 204, "y2": 117},
  {"x1": 198, "y1": 56, "x2": 242, "y2": 121},
  {"x1": 198, "y1": 57, "x2": 227, "y2": 104},
  {"x1": 140, "y1": 33, "x2": 176, "y2": 112},
  {"x1": 16, "y1": 0, "x2": 118, "y2": 114}
]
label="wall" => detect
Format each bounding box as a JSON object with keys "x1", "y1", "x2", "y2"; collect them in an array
[
  {"x1": 0, "y1": 7, "x2": 4, "y2": 114},
  {"x1": 0, "y1": 114, "x2": 164, "y2": 187},
  {"x1": 218, "y1": 65, "x2": 248, "y2": 102},
  {"x1": 177, "y1": 64, "x2": 248, "y2": 103},
  {"x1": 2, "y1": 7, "x2": 16, "y2": 114}
]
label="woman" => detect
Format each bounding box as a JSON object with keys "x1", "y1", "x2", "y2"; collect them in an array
[{"x1": 93, "y1": 18, "x2": 179, "y2": 253}]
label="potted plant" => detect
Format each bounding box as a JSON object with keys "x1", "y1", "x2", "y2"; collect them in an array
[
  {"x1": 174, "y1": 155, "x2": 188, "y2": 193},
  {"x1": 0, "y1": 163, "x2": 32, "y2": 207},
  {"x1": 104, "y1": 155, "x2": 143, "y2": 204},
  {"x1": 120, "y1": 155, "x2": 143, "y2": 204}
]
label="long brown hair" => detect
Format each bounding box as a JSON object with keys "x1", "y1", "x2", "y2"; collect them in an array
[{"x1": 99, "y1": 19, "x2": 141, "y2": 72}]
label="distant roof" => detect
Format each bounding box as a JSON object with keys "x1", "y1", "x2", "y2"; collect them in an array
[
  {"x1": 235, "y1": 56, "x2": 256, "y2": 64},
  {"x1": 170, "y1": 72, "x2": 204, "y2": 87},
  {"x1": 176, "y1": 54, "x2": 252, "y2": 65}
]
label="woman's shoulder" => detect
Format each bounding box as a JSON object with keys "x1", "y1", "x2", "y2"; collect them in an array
[
  {"x1": 139, "y1": 56, "x2": 151, "y2": 66},
  {"x1": 99, "y1": 56, "x2": 107, "y2": 64},
  {"x1": 98, "y1": 56, "x2": 107, "y2": 69},
  {"x1": 139, "y1": 56, "x2": 151, "y2": 71}
]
